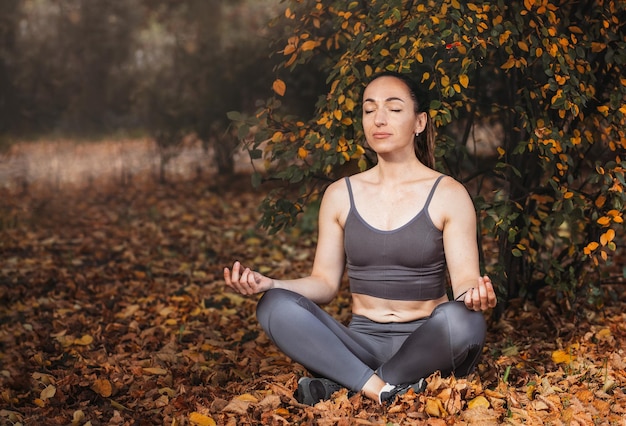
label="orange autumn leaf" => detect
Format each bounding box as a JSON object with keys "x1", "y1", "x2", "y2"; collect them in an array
[
  {"x1": 189, "y1": 412, "x2": 216, "y2": 426},
  {"x1": 552, "y1": 349, "x2": 575, "y2": 364},
  {"x1": 300, "y1": 40, "x2": 317, "y2": 51},
  {"x1": 272, "y1": 79, "x2": 286, "y2": 96},
  {"x1": 92, "y1": 379, "x2": 113, "y2": 398},
  {"x1": 459, "y1": 74, "x2": 469, "y2": 88}
]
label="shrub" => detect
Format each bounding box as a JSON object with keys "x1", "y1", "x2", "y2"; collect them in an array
[{"x1": 231, "y1": 0, "x2": 626, "y2": 307}]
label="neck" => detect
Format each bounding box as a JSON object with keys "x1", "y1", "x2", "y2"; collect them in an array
[{"x1": 373, "y1": 154, "x2": 428, "y2": 183}]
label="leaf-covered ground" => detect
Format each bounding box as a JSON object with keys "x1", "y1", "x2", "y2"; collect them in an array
[{"x1": 1, "y1": 176, "x2": 625, "y2": 425}]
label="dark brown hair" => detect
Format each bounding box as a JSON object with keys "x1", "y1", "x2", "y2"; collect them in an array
[{"x1": 364, "y1": 71, "x2": 435, "y2": 168}]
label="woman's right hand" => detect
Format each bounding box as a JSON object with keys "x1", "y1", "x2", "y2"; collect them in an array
[{"x1": 224, "y1": 261, "x2": 274, "y2": 295}]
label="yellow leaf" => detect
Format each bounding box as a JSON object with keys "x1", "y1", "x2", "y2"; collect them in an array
[
  {"x1": 40, "y1": 385, "x2": 56, "y2": 400},
  {"x1": 597, "y1": 216, "x2": 611, "y2": 226},
  {"x1": 552, "y1": 349, "x2": 575, "y2": 364},
  {"x1": 74, "y1": 335, "x2": 93, "y2": 346},
  {"x1": 441, "y1": 75, "x2": 450, "y2": 87},
  {"x1": 272, "y1": 79, "x2": 286, "y2": 97},
  {"x1": 467, "y1": 395, "x2": 490, "y2": 409},
  {"x1": 333, "y1": 109, "x2": 342, "y2": 120},
  {"x1": 563, "y1": 191, "x2": 574, "y2": 199},
  {"x1": 597, "y1": 105, "x2": 609, "y2": 115},
  {"x1": 189, "y1": 412, "x2": 216, "y2": 426},
  {"x1": 271, "y1": 131, "x2": 283, "y2": 143},
  {"x1": 236, "y1": 393, "x2": 259, "y2": 403},
  {"x1": 459, "y1": 74, "x2": 469, "y2": 88},
  {"x1": 297, "y1": 147, "x2": 308, "y2": 159},
  {"x1": 425, "y1": 397, "x2": 447, "y2": 417}
]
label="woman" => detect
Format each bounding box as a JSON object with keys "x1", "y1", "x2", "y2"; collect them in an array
[{"x1": 224, "y1": 71, "x2": 497, "y2": 406}]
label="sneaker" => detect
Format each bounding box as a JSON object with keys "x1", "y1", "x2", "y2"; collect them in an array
[
  {"x1": 295, "y1": 377, "x2": 343, "y2": 405},
  {"x1": 379, "y1": 378, "x2": 427, "y2": 405}
]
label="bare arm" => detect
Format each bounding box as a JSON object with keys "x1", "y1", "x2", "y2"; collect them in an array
[
  {"x1": 439, "y1": 178, "x2": 497, "y2": 311},
  {"x1": 224, "y1": 180, "x2": 347, "y2": 305}
]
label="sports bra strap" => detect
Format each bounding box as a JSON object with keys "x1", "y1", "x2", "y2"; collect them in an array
[
  {"x1": 344, "y1": 175, "x2": 445, "y2": 210},
  {"x1": 423, "y1": 175, "x2": 445, "y2": 210},
  {"x1": 344, "y1": 177, "x2": 355, "y2": 208}
]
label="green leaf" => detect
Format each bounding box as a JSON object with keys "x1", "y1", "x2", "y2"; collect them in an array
[{"x1": 226, "y1": 111, "x2": 242, "y2": 121}]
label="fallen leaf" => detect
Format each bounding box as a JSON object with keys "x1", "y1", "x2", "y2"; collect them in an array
[
  {"x1": 142, "y1": 367, "x2": 168, "y2": 375},
  {"x1": 468, "y1": 395, "x2": 490, "y2": 409},
  {"x1": 73, "y1": 335, "x2": 94, "y2": 346},
  {"x1": 189, "y1": 411, "x2": 216, "y2": 426},
  {"x1": 92, "y1": 379, "x2": 112, "y2": 397},
  {"x1": 425, "y1": 397, "x2": 447, "y2": 417},
  {"x1": 40, "y1": 385, "x2": 56, "y2": 400},
  {"x1": 551, "y1": 349, "x2": 575, "y2": 364}
]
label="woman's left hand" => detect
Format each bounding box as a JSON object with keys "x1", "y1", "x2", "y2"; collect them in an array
[{"x1": 464, "y1": 275, "x2": 497, "y2": 311}]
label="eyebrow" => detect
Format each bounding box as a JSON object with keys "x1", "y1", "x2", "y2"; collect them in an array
[{"x1": 363, "y1": 97, "x2": 406, "y2": 103}]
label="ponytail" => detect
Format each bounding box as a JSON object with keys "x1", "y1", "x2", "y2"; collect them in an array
[{"x1": 415, "y1": 112, "x2": 435, "y2": 169}]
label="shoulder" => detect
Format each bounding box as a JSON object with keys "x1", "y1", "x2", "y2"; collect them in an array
[
  {"x1": 323, "y1": 177, "x2": 350, "y2": 201},
  {"x1": 319, "y1": 177, "x2": 351, "y2": 223},
  {"x1": 430, "y1": 175, "x2": 475, "y2": 227},
  {"x1": 433, "y1": 174, "x2": 471, "y2": 199}
]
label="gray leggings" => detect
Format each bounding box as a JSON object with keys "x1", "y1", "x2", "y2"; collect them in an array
[{"x1": 256, "y1": 288, "x2": 487, "y2": 391}]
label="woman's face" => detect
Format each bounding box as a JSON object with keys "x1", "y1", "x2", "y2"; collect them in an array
[{"x1": 362, "y1": 76, "x2": 426, "y2": 156}]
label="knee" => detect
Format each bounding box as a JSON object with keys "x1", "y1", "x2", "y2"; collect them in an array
[
  {"x1": 432, "y1": 302, "x2": 487, "y2": 342},
  {"x1": 256, "y1": 288, "x2": 295, "y2": 323}
]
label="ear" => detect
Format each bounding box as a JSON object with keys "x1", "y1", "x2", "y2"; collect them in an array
[{"x1": 414, "y1": 112, "x2": 428, "y2": 135}]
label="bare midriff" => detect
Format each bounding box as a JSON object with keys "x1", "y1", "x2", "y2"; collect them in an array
[{"x1": 351, "y1": 293, "x2": 449, "y2": 323}]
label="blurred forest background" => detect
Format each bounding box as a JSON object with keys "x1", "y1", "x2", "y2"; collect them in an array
[{"x1": 0, "y1": 0, "x2": 324, "y2": 187}]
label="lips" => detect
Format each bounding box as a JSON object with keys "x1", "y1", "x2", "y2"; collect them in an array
[{"x1": 372, "y1": 132, "x2": 392, "y2": 138}]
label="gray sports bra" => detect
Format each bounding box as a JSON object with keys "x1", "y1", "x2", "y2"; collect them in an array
[{"x1": 343, "y1": 175, "x2": 447, "y2": 301}]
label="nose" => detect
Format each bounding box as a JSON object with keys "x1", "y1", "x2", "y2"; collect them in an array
[{"x1": 374, "y1": 109, "x2": 387, "y2": 126}]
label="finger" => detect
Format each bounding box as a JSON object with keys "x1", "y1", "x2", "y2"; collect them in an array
[
  {"x1": 484, "y1": 276, "x2": 498, "y2": 307},
  {"x1": 240, "y1": 268, "x2": 255, "y2": 294},
  {"x1": 224, "y1": 267, "x2": 232, "y2": 285},
  {"x1": 478, "y1": 277, "x2": 488, "y2": 309},
  {"x1": 465, "y1": 288, "x2": 477, "y2": 311},
  {"x1": 471, "y1": 287, "x2": 482, "y2": 311},
  {"x1": 230, "y1": 261, "x2": 241, "y2": 282}
]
